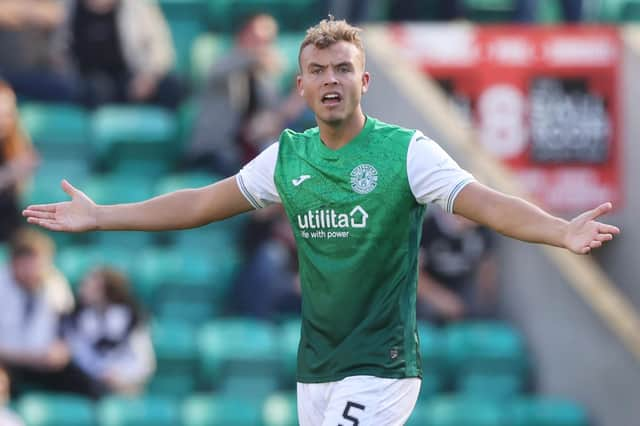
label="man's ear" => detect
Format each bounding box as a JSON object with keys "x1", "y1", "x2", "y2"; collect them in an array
[
  {"x1": 361, "y1": 71, "x2": 370, "y2": 94},
  {"x1": 296, "y1": 75, "x2": 304, "y2": 96}
]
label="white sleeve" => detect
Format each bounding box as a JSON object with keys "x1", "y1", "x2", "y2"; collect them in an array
[
  {"x1": 407, "y1": 131, "x2": 475, "y2": 213},
  {"x1": 235, "y1": 142, "x2": 281, "y2": 208}
]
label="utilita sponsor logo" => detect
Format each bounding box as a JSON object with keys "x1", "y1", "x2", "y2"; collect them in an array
[{"x1": 297, "y1": 206, "x2": 368, "y2": 230}]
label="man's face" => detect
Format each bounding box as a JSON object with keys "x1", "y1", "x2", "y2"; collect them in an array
[
  {"x1": 11, "y1": 252, "x2": 48, "y2": 293},
  {"x1": 297, "y1": 41, "x2": 370, "y2": 126}
]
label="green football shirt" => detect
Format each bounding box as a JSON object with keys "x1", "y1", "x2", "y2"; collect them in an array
[{"x1": 237, "y1": 116, "x2": 473, "y2": 383}]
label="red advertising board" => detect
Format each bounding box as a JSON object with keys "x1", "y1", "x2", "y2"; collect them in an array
[{"x1": 390, "y1": 25, "x2": 622, "y2": 212}]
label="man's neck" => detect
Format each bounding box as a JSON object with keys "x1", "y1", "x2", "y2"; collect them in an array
[{"x1": 317, "y1": 110, "x2": 366, "y2": 150}]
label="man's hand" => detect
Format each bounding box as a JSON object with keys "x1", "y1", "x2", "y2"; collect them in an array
[
  {"x1": 564, "y1": 202, "x2": 621, "y2": 254},
  {"x1": 22, "y1": 180, "x2": 98, "y2": 232}
]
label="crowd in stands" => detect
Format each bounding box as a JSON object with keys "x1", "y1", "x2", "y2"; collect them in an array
[{"x1": 0, "y1": 0, "x2": 613, "y2": 423}]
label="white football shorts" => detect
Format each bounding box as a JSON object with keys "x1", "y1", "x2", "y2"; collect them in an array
[{"x1": 297, "y1": 375, "x2": 421, "y2": 426}]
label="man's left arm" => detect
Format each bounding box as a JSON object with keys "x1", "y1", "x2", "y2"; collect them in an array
[{"x1": 452, "y1": 182, "x2": 620, "y2": 254}]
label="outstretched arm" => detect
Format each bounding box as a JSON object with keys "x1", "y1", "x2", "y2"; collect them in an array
[
  {"x1": 23, "y1": 176, "x2": 254, "y2": 232},
  {"x1": 453, "y1": 182, "x2": 620, "y2": 255}
]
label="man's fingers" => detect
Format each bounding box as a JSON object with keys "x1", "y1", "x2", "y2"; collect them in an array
[
  {"x1": 61, "y1": 179, "x2": 77, "y2": 197},
  {"x1": 586, "y1": 202, "x2": 613, "y2": 221},
  {"x1": 596, "y1": 233, "x2": 613, "y2": 242},
  {"x1": 598, "y1": 223, "x2": 620, "y2": 235},
  {"x1": 589, "y1": 240, "x2": 603, "y2": 249},
  {"x1": 22, "y1": 209, "x2": 57, "y2": 220},
  {"x1": 22, "y1": 204, "x2": 58, "y2": 213},
  {"x1": 27, "y1": 217, "x2": 64, "y2": 231}
]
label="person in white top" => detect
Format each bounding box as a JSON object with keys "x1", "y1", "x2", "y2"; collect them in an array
[{"x1": 0, "y1": 367, "x2": 24, "y2": 426}]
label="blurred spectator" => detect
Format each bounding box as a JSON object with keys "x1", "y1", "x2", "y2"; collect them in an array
[
  {"x1": 56, "y1": 0, "x2": 182, "y2": 109},
  {"x1": 0, "y1": 367, "x2": 23, "y2": 426},
  {"x1": 0, "y1": 228, "x2": 99, "y2": 399},
  {"x1": 515, "y1": 0, "x2": 583, "y2": 22},
  {"x1": 186, "y1": 14, "x2": 307, "y2": 176},
  {"x1": 417, "y1": 209, "x2": 498, "y2": 326},
  {"x1": 231, "y1": 205, "x2": 301, "y2": 320},
  {"x1": 0, "y1": 82, "x2": 39, "y2": 243},
  {"x1": 0, "y1": 0, "x2": 79, "y2": 102},
  {"x1": 61, "y1": 267, "x2": 155, "y2": 395}
]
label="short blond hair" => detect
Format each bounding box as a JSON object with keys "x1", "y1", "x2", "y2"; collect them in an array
[{"x1": 298, "y1": 16, "x2": 365, "y2": 70}]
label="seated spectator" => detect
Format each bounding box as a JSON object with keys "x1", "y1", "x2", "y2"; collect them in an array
[
  {"x1": 417, "y1": 208, "x2": 498, "y2": 326},
  {"x1": 0, "y1": 0, "x2": 79, "y2": 102},
  {"x1": 186, "y1": 14, "x2": 307, "y2": 176},
  {"x1": 61, "y1": 267, "x2": 155, "y2": 395},
  {"x1": 0, "y1": 82, "x2": 39, "y2": 243},
  {"x1": 231, "y1": 205, "x2": 300, "y2": 320},
  {"x1": 0, "y1": 367, "x2": 24, "y2": 426},
  {"x1": 0, "y1": 228, "x2": 98, "y2": 398},
  {"x1": 57, "y1": 0, "x2": 182, "y2": 109}
]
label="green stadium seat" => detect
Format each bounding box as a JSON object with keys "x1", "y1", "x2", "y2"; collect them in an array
[
  {"x1": 153, "y1": 282, "x2": 223, "y2": 323},
  {"x1": 16, "y1": 393, "x2": 95, "y2": 426},
  {"x1": 182, "y1": 394, "x2": 264, "y2": 425},
  {"x1": 444, "y1": 321, "x2": 529, "y2": 398},
  {"x1": 148, "y1": 318, "x2": 199, "y2": 396},
  {"x1": 80, "y1": 174, "x2": 156, "y2": 248},
  {"x1": 277, "y1": 32, "x2": 305, "y2": 93},
  {"x1": 537, "y1": 0, "x2": 562, "y2": 23},
  {"x1": 90, "y1": 105, "x2": 178, "y2": 175},
  {"x1": 56, "y1": 244, "x2": 137, "y2": 290},
  {"x1": 405, "y1": 400, "x2": 430, "y2": 426},
  {"x1": 278, "y1": 318, "x2": 301, "y2": 386},
  {"x1": 97, "y1": 395, "x2": 179, "y2": 426},
  {"x1": 601, "y1": 0, "x2": 640, "y2": 21},
  {"x1": 197, "y1": 318, "x2": 279, "y2": 391},
  {"x1": 0, "y1": 243, "x2": 7, "y2": 264},
  {"x1": 508, "y1": 398, "x2": 589, "y2": 426},
  {"x1": 417, "y1": 321, "x2": 447, "y2": 398},
  {"x1": 20, "y1": 102, "x2": 90, "y2": 148},
  {"x1": 158, "y1": 0, "x2": 209, "y2": 74},
  {"x1": 423, "y1": 395, "x2": 507, "y2": 426},
  {"x1": 463, "y1": 0, "x2": 516, "y2": 22},
  {"x1": 262, "y1": 392, "x2": 298, "y2": 426}
]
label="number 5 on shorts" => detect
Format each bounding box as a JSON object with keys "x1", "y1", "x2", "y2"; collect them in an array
[{"x1": 339, "y1": 401, "x2": 365, "y2": 426}]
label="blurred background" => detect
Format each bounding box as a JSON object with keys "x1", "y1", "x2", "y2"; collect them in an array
[{"x1": 0, "y1": 0, "x2": 638, "y2": 425}]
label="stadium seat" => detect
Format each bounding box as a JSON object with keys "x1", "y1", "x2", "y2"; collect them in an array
[
  {"x1": 19, "y1": 102, "x2": 90, "y2": 149},
  {"x1": 463, "y1": 0, "x2": 516, "y2": 22},
  {"x1": 404, "y1": 400, "x2": 430, "y2": 426},
  {"x1": 148, "y1": 318, "x2": 199, "y2": 396},
  {"x1": 444, "y1": 321, "x2": 529, "y2": 397},
  {"x1": 599, "y1": 0, "x2": 640, "y2": 21},
  {"x1": 16, "y1": 393, "x2": 95, "y2": 426},
  {"x1": 90, "y1": 105, "x2": 178, "y2": 175},
  {"x1": 197, "y1": 318, "x2": 279, "y2": 391},
  {"x1": 262, "y1": 392, "x2": 298, "y2": 426},
  {"x1": 56, "y1": 244, "x2": 137, "y2": 290},
  {"x1": 153, "y1": 282, "x2": 223, "y2": 323},
  {"x1": 417, "y1": 321, "x2": 447, "y2": 398},
  {"x1": 277, "y1": 32, "x2": 305, "y2": 93},
  {"x1": 97, "y1": 395, "x2": 179, "y2": 426},
  {"x1": 157, "y1": 0, "x2": 209, "y2": 74},
  {"x1": 278, "y1": 318, "x2": 301, "y2": 386},
  {"x1": 507, "y1": 398, "x2": 589, "y2": 426},
  {"x1": 423, "y1": 395, "x2": 507, "y2": 426},
  {"x1": 537, "y1": 0, "x2": 562, "y2": 23},
  {"x1": 182, "y1": 394, "x2": 264, "y2": 425}
]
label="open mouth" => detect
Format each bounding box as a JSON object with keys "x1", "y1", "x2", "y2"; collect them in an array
[{"x1": 321, "y1": 92, "x2": 342, "y2": 106}]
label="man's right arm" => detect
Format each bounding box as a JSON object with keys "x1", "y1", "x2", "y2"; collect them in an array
[{"x1": 23, "y1": 176, "x2": 255, "y2": 232}]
